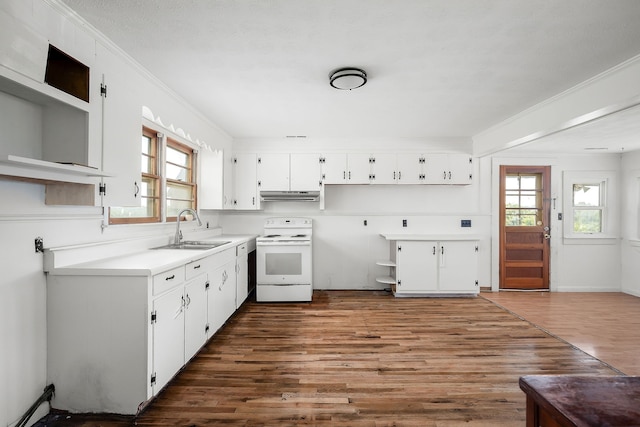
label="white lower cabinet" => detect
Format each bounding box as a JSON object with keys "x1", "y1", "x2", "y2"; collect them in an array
[
  {"x1": 383, "y1": 239, "x2": 479, "y2": 296},
  {"x1": 207, "y1": 248, "x2": 237, "y2": 336},
  {"x1": 152, "y1": 286, "x2": 186, "y2": 394},
  {"x1": 184, "y1": 274, "x2": 209, "y2": 361},
  {"x1": 235, "y1": 242, "x2": 249, "y2": 309},
  {"x1": 46, "y1": 241, "x2": 251, "y2": 415}
]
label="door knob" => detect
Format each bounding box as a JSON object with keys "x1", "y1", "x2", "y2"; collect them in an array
[{"x1": 544, "y1": 234, "x2": 551, "y2": 240}]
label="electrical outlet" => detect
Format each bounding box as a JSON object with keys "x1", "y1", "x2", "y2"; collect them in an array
[
  {"x1": 461, "y1": 219, "x2": 471, "y2": 228},
  {"x1": 402, "y1": 219, "x2": 407, "y2": 227},
  {"x1": 35, "y1": 237, "x2": 44, "y2": 253}
]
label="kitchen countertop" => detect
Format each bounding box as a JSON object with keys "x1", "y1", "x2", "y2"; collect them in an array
[
  {"x1": 45, "y1": 234, "x2": 257, "y2": 277},
  {"x1": 380, "y1": 233, "x2": 482, "y2": 241}
]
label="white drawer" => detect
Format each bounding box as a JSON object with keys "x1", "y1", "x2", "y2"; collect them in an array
[
  {"x1": 186, "y1": 256, "x2": 215, "y2": 280},
  {"x1": 152, "y1": 266, "x2": 185, "y2": 296}
]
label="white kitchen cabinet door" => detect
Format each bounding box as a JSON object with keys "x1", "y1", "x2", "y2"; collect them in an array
[
  {"x1": 438, "y1": 241, "x2": 478, "y2": 292},
  {"x1": 425, "y1": 154, "x2": 473, "y2": 185},
  {"x1": 199, "y1": 148, "x2": 224, "y2": 209},
  {"x1": 95, "y1": 42, "x2": 142, "y2": 207},
  {"x1": 233, "y1": 153, "x2": 259, "y2": 209},
  {"x1": 321, "y1": 153, "x2": 347, "y2": 184},
  {"x1": 347, "y1": 153, "x2": 371, "y2": 184},
  {"x1": 236, "y1": 244, "x2": 249, "y2": 309},
  {"x1": 290, "y1": 153, "x2": 322, "y2": 191},
  {"x1": 152, "y1": 286, "x2": 185, "y2": 394},
  {"x1": 447, "y1": 154, "x2": 473, "y2": 185},
  {"x1": 396, "y1": 153, "x2": 424, "y2": 184},
  {"x1": 395, "y1": 241, "x2": 438, "y2": 292},
  {"x1": 370, "y1": 153, "x2": 396, "y2": 184},
  {"x1": 257, "y1": 153, "x2": 289, "y2": 191},
  {"x1": 207, "y1": 259, "x2": 237, "y2": 336},
  {"x1": 184, "y1": 275, "x2": 208, "y2": 362}
]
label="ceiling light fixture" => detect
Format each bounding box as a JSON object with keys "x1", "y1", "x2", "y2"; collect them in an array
[{"x1": 329, "y1": 67, "x2": 367, "y2": 90}]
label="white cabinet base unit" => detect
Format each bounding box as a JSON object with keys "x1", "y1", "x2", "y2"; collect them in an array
[
  {"x1": 45, "y1": 235, "x2": 255, "y2": 415},
  {"x1": 380, "y1": 234, "x2": 480, "y2": 297}
]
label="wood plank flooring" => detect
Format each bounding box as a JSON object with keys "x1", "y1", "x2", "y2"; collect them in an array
[
  {"x1": 481, "y1": 291, "x2": 640, "y2": 376},
  {"x1": 37, "y1": 290, "x2": 624, "y2": 426}
]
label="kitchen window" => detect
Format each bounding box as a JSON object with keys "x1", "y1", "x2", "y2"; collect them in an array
[
  {"x1": 563, "y1": 171, "x2": 618, "y2": 241},
  {"x1": 109, "y1": 127, "x2": 197, "y2": 224},
  {"x1": 165, "y1": 138, "x2": 196, "y2": 221}
]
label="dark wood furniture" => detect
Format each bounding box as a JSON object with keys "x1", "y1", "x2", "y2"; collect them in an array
[{"x1": 519, "y1": 375, "x2": 640, "y2": 427}]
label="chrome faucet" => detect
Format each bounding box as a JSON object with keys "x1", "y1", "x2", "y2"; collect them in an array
[{"x1": 174, "y1": 208, "x2": 202, "y2": 244}]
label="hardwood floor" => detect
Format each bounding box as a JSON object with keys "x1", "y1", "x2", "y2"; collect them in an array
[
  {"x1": 36, "y1": 290, "x2": 625, "y2": 426},
  {"x1": 482, "y1": 291, "x2": 640, "y2": 376}
]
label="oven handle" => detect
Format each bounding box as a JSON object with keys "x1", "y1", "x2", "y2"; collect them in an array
[{"x1": 256, "y1": 241, "x2": 311, "y2": 246}]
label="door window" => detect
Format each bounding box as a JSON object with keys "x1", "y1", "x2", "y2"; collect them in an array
[{"x1": 505, "y1": 173, "x2": 543, "y2": 226}]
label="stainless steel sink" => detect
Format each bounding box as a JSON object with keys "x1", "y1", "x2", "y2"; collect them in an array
[{"x1": 152, "y1": 240, "x2": 230, "y2": 250}]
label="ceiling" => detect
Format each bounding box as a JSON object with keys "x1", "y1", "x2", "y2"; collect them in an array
[{"x1": 61, "y1": 0, "x2": 640, "y2": 152}]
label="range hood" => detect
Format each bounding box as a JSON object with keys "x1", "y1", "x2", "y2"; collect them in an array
[{"x1": 260, "y1": 190, "x2": 320, "y2": 202}]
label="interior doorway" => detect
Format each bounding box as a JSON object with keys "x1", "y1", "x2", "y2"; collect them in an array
[{"x1": 499, "y1": 166, "x2": 551, "y2": 290}]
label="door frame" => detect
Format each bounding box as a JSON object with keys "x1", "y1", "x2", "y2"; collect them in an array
[
  {"x1": 490, "y1": 159, "x2": 556, "y2": 292},
  {"x1": 499, "y1": 165, "x2": 551, "y2": 290}
]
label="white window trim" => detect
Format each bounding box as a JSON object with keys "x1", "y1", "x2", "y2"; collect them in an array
[{"x1": 562, "y1": 170, "x2": 619, "y2": 242}]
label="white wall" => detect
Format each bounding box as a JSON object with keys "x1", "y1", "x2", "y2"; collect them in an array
[
  {"x1": 0, "y1": 2, "x2": 230, "y2": 426},
  {"x1": 621, "y1": 149, "x2": 640, "y2": 297}
]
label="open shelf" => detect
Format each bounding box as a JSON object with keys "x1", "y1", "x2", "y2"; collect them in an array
[
  {"x1": 375, "y1": 276, "x2": 396, "y2": 285},
  {"x1": 375, "y1": 260, "x2": 396, "y2": 267},
  {"x1": 0, "y1": 155, "x2": 111, "y2": 177}
]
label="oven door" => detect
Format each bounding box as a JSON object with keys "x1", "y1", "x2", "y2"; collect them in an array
[{"x1": 257, "y1": 241, "x2": 311, "y2": 285}]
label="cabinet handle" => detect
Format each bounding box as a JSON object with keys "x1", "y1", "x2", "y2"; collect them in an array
[
  {"x1": 394, "y1": 171, "x2": 396, "y2": 180},
  {"x1": 193, "y1": 264, "x2": 201, "y2": 270},
  {"x1": 165, "y1": 274, "x2": 175, "y2": 281},
  {"x1": 252, "y1": 197, "x2": 255, "y2": 206},
  {"x1": 134, "y1": 181, "x2": 140, "y2": 198},
  {"x1": 349, "y1": 171, "x2": 351, "y2": 180},
  {"x1": 343, "y1": 171, "x2": 346, "y2": 180},
  {"x1": 398, "y1": 171, "x2": 401, "y2": 180},
  {"x1": 448, "y1": 171, "x2": 452, "y2": 180},
  {"x1": 441, "y1": 246, "x2": 444, "y2": 255},
  {"x1": 185, "y1": 294, "x2": 191, "y2": 307},
  {"x1": 443, "y1": 171, "x2": 447, "y2": 179}
]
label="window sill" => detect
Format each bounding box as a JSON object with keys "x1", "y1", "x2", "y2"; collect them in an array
[{"x1": 562, "y1": 236, "x2": 618, "y2": 245}]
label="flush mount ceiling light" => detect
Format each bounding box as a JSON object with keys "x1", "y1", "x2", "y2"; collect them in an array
[{"x1": 329, "y1": 67, "x2": 367, "y2": 90}]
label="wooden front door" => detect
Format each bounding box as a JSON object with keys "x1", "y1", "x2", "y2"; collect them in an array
[{"x1": 499, "y1": 166, "x2": 551, "y2": 290}]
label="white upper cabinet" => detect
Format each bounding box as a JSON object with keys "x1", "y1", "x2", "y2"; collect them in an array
[
  {"x1": 369, "y1": 153, "x2": 397, "y2": 184},
  {"x1": 257, "y1": 153, "x2": 289, "y2": 191},
  {"x1": 321, "y1": 153, "x2": 347, "y2": 184},
  {"x1": 199, "y1": 148, "x2": 223, "y2": 209},
  {"x1": 425, "y1": 154, "x2": 473, "y2": 185},
  {"x1": 233, "y1": 153, "x2": 259, "y2": 210},
  {"x1": 95, "y1": 42, "x2": 141, "y2": 207},
  {"x1": 200, "y1": 148, "x2": 234, "y2": 210},
  {"x1": 290, "y1": 153, "x2": 322, "y2": 191},
  {"x1": 346, "y1": 153, "x2": 371, "y2": 184},
  {"x1": 396, "y1": 153, "x2": 425, "y2": 184}
]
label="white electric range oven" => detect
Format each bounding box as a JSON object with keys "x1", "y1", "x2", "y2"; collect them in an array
[{"x1": 256, "y1": 217, "x2": 313, "y2": 302}]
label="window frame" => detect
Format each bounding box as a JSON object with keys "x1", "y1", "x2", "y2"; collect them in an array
[
  {"x1": 165, "y1": 138, "x2": 197, "y2": 223},
  {"x1": 563, "y1": 170, "x2": 618, "y2": 241}
]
